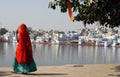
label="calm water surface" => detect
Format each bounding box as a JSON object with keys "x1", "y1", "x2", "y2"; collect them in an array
[{"x1": 0, "y1": 42, "x2": 120, "y2": 67}]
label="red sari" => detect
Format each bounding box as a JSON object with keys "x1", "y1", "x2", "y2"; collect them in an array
[
  {"x1": 16, "y1": 24, "x2": 33, "y2": 65},
  {"x1": 13, "y1": 24, "x2": 37, "y2": 73}
]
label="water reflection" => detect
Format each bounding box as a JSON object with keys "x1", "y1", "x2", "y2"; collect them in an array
[
  {"x1": 0, "y1": 42, "x2": 120, "y2": 67},
  {"x1": 0, "y1": 43, "x2": 16, "y2": 67}
]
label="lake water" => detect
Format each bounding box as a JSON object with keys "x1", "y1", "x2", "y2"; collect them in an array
[{"x1": 0, "y1": 42, "x2": 120, "y2": 67}]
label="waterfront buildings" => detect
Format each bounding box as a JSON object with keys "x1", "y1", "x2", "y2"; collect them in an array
[{"x1": 1, "y1": 27, "x2": 120, "y2": 47}]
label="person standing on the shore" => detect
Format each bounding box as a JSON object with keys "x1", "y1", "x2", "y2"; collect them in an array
[{"x1": 13, "y1": 23, "x2": 37, "y2": 74}]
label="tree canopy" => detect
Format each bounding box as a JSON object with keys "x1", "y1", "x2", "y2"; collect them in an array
[
  {"x1": 48, "y1": 0, "x2": 120, "y2": 28},
  {"x1": 0, "y1": 28, "x2": 8, "y2": 35}
]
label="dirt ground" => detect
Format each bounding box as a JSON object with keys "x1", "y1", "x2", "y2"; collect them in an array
[{"x1": 1, "y1": 64, "x2": 120, "y2": 77}]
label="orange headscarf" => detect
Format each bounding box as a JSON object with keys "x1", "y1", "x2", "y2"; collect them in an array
[
  {"x1": 16, "y1": 24, "x2": 33, "y2": 65},
  {"x1": 67, "y1": 0, "x2": 74, "y2": 21}
]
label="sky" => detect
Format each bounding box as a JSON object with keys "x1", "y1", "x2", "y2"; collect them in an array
[{"x1": 0, "y1": 0, "x2": 97, "y2": 32}]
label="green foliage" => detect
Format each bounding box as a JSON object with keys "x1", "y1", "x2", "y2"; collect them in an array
[
  {"x1": 0, "y1": 28, "x2": 8, "y2": 35},
  {"x1": 48, "y1": 0, "x2": 120, "y2": 28}
]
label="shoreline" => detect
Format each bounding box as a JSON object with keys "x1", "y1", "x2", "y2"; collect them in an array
[
  {"x1": 33, "y1": 41, "x2": 120, "y2": 48},
  {"x1": 1, "y1": 39, "x2": 120, "y2": 48},
  {"x1": 1, "y1": 64, "x2": 120, "y2": 77}
]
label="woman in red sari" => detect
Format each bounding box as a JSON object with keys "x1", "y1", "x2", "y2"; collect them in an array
[{"x1": 13, "y1": 23, "x2": 37, "y2": 74}]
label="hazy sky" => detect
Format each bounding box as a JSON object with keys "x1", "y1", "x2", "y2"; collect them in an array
[{"x1": 0, "y1": 0, "x2": 96, "y2": 31}]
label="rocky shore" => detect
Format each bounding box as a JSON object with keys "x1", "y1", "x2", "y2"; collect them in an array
[{"x1": 1, "y1": 64, "x2": 120, "y2": 77}]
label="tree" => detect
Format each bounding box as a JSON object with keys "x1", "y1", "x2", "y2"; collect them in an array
[
  {"x1": 28, "y1": 27, "x2": 33, "y2": 33},
  {"x1": 0, "y1": 28, "x2": 8, "y2": 35},
  {"x1": 48, "y1": 0, "x2": 120, "y2": 28}
]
